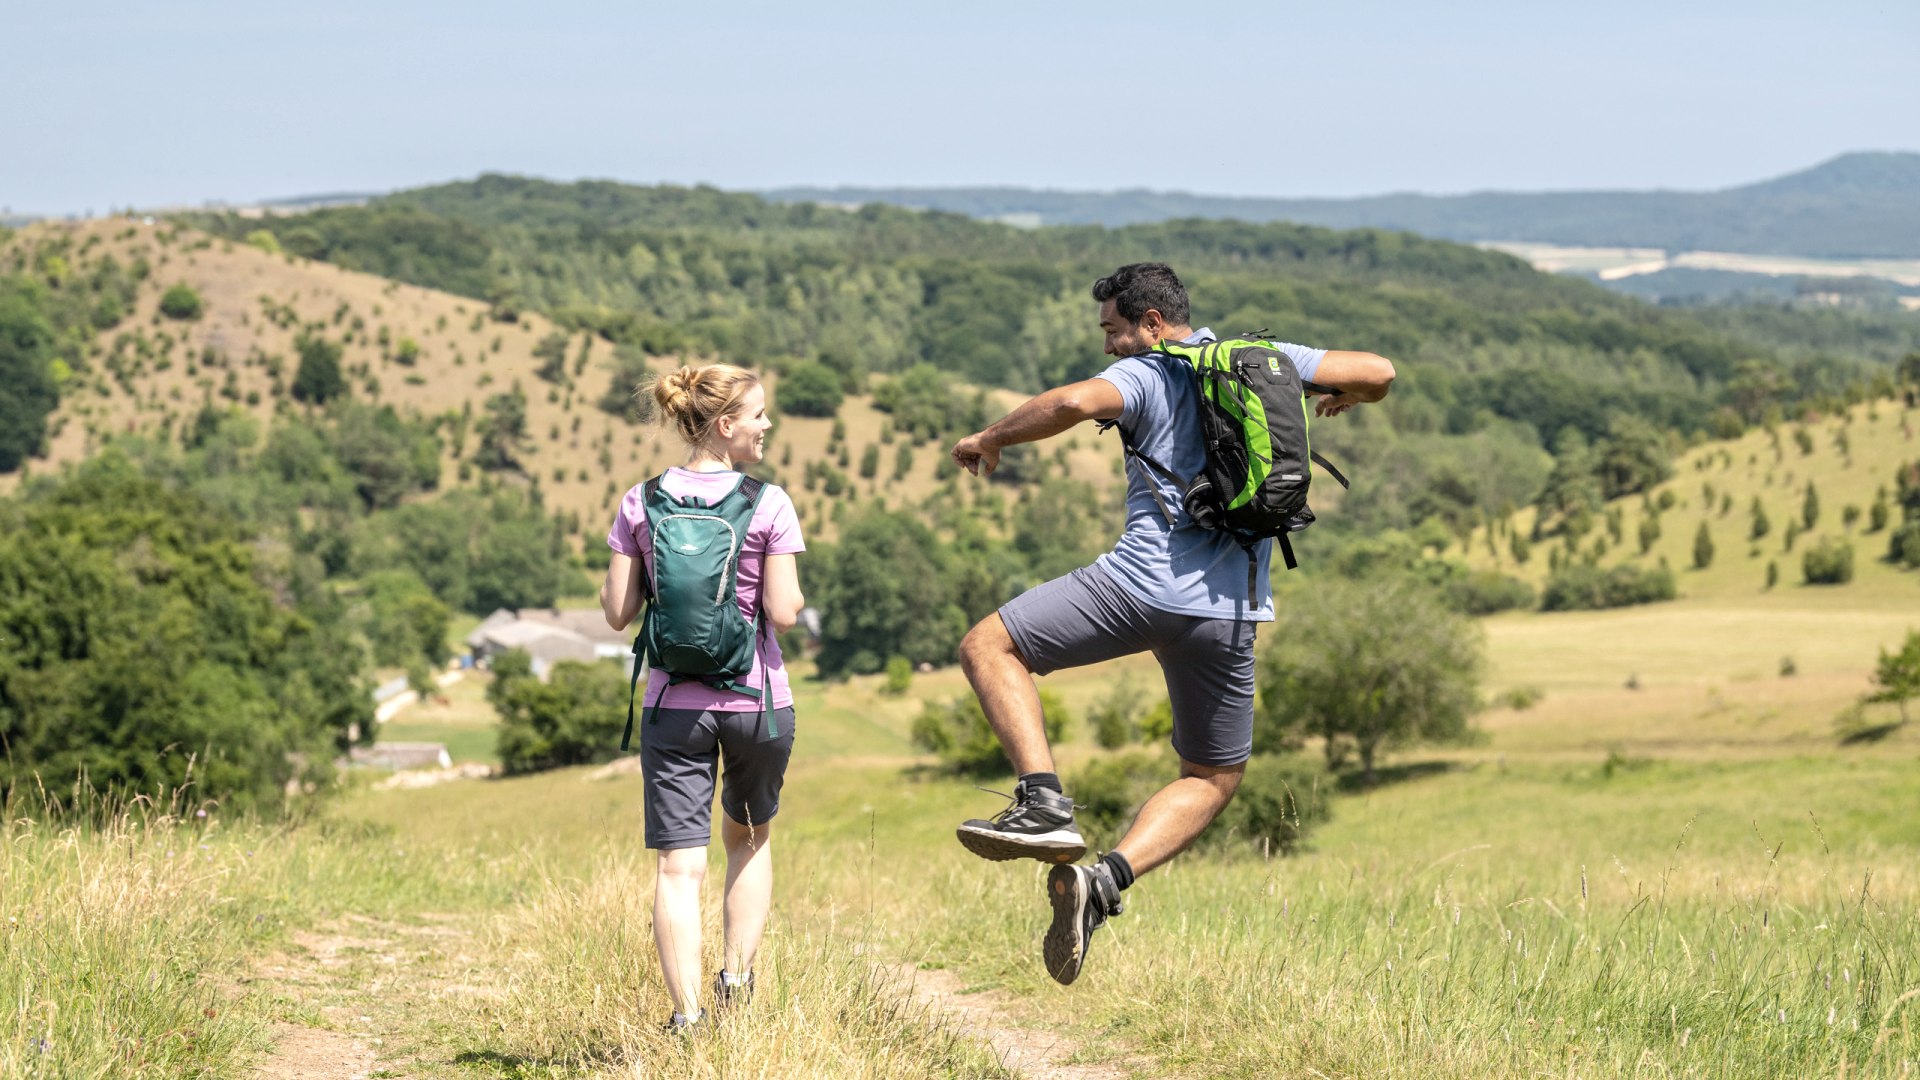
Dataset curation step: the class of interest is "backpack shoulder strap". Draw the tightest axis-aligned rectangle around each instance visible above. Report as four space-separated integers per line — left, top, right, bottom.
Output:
709 473 766 519
717 475 778 739
1097 418 1182 527
634 476 670 601
1310 449 1350 489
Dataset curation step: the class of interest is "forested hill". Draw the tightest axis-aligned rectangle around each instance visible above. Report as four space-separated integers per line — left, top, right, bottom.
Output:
159 175 1912 540
184 173 1906 421
766 152 1920 260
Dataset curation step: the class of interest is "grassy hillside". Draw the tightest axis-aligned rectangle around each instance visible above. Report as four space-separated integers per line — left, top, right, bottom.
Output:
161 173 1920 556
1465 396 1919 604
1440 395 1920 765
0 219 1121 547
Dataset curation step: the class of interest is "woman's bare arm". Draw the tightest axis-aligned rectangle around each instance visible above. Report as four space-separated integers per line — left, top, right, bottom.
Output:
601 552 644 631
761 552 804 633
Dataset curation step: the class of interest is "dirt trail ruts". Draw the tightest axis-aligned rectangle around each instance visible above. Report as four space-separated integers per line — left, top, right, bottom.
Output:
253 1023 380 1080
244 914 483 1080
245 912 1132 1078
885 964 1133 1080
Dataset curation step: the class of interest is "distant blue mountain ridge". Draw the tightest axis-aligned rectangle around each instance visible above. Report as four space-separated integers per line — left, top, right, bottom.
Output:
764 152 1920 261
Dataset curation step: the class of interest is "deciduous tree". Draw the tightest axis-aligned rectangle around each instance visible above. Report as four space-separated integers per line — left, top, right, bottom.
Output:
1256 576 1483 785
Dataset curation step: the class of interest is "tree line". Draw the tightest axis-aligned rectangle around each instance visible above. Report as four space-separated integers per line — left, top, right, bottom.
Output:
0 396 583 810
178 176 1909 548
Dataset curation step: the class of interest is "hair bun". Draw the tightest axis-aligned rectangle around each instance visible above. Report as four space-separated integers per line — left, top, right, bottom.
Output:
649 363 760 449
654 367 694 414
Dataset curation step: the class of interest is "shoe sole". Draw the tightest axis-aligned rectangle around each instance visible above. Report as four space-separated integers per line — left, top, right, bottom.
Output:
955 824 1087 863
1044 863 1091 985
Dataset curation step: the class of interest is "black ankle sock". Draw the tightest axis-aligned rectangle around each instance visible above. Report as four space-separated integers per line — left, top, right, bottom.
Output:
1020 771 1062 794
1098 850 1136 891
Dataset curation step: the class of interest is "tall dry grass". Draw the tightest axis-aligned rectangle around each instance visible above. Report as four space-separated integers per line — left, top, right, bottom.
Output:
2 790 277 1077
446 853 1008 1078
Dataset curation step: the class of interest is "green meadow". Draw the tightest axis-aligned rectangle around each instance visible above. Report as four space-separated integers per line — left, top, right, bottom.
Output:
9 571 1920 1078
7 401 1920 1078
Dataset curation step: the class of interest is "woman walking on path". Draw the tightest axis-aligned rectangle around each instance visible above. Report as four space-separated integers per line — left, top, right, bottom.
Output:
599 363 807 1031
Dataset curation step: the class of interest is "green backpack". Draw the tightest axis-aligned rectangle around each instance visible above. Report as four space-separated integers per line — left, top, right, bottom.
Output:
621 473 772 751
1104 334 1351 592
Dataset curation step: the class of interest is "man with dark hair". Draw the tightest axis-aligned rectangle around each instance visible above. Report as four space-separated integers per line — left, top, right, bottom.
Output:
949 261 1396 985
1090 262 1190 327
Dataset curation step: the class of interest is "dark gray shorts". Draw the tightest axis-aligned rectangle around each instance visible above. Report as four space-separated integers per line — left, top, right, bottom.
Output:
999 565 1257 767
640 706 796 849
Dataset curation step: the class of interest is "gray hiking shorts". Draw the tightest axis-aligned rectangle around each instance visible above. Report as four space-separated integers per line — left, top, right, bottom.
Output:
998 565 1258 767
641 707 796 850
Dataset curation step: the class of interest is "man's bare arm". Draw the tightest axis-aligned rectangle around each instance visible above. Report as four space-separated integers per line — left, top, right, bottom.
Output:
1310 350 1395 417
950 378 1124 477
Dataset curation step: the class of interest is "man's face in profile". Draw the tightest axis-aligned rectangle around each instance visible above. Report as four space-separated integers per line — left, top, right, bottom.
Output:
1098 299 1159 358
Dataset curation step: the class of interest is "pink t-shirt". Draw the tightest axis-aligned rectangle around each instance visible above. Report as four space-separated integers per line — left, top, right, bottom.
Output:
606 468 806 712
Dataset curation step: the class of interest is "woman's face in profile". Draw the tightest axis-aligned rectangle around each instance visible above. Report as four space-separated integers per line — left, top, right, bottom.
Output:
721 383 771 465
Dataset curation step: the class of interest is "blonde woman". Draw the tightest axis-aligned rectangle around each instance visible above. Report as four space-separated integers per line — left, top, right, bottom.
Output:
600 363 806 1032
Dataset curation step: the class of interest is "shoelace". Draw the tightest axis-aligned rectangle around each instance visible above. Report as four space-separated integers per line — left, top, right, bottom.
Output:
972 784 1082 824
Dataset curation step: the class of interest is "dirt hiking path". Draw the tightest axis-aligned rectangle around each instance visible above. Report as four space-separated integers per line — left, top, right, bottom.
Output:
884 964 1132 1080
244 914 483 1079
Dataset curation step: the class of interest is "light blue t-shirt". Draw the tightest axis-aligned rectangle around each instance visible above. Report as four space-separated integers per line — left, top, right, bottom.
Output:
1093 328 1325 623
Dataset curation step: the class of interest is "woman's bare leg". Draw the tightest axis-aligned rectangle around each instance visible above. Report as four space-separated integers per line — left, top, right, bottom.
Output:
719 815 774 977
653 846 708 1016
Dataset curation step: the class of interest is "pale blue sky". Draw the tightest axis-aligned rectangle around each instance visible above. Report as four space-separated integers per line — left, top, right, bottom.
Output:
3 0 1916 215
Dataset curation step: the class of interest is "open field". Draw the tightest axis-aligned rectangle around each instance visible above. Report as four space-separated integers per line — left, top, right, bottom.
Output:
1484 241 1920 289
11 557 1920 1077
377 670 502 765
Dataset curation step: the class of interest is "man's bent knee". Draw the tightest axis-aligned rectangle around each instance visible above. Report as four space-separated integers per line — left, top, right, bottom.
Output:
1179 759 1246 803
960 614 1029 674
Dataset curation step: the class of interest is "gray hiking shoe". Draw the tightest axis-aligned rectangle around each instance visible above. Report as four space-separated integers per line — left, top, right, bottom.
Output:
662 1009 706 1035
955 781 1087 863
1044 862 1122 986
713 970 753 1011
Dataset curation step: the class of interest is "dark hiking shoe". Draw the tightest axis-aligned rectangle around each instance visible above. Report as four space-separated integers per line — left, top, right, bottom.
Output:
1044 862 1122 986
955 781 1086 863
662 1009 706 1035
713 970 754 1011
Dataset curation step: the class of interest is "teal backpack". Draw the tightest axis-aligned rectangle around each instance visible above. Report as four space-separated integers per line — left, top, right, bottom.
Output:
621 473 772 751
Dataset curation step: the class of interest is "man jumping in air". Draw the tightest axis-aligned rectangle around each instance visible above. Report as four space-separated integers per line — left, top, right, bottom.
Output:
948 262 1395 984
